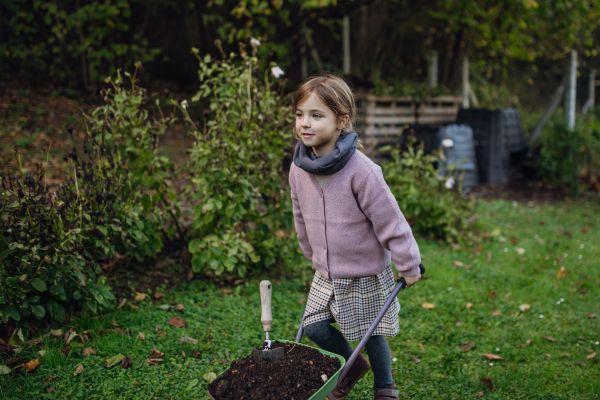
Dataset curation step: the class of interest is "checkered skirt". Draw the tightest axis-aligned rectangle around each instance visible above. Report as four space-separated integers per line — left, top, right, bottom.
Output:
303 265 400 342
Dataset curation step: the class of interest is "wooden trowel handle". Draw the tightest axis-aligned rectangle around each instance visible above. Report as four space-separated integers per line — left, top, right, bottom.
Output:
259 280 272 332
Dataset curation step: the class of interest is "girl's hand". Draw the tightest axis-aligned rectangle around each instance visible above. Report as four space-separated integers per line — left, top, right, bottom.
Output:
399 273 421 288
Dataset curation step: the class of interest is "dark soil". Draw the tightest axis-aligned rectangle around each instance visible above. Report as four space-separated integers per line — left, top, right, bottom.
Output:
208 341 342 400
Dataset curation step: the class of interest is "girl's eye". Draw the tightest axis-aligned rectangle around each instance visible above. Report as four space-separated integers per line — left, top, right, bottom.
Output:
296 113 302 118
313 114 321 118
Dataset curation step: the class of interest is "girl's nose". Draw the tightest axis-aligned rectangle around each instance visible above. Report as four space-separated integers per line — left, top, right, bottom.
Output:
301 117 310 128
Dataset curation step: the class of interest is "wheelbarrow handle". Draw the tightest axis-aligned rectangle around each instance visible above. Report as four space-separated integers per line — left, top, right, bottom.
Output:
295 263 426 389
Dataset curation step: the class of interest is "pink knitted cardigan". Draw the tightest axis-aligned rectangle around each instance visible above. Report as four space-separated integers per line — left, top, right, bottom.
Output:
289 150 421 279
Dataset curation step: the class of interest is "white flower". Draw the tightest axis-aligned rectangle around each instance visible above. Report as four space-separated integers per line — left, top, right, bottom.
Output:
596 341 599 345
512 201 518 207
496 348 500 351
539 315 544 318
578 255 582 259
442 139 454 148
181 100 188 110
271 66 284 78
444 177 455 189
560 298 564 302
503 248 508 252
534 234 539 239
392 357 397 362
580 244 584 249
250 37 261 47
447 287 452 291
556 301 561 304
489 362 493 366
563 253 568 257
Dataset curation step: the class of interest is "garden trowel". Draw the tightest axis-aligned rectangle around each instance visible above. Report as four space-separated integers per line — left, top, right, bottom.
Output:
252 280 284 362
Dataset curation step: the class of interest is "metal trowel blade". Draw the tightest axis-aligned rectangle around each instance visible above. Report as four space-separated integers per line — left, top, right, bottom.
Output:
252 346 284 362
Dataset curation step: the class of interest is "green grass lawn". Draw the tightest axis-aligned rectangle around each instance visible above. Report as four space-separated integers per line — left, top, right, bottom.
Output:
1 198 599 399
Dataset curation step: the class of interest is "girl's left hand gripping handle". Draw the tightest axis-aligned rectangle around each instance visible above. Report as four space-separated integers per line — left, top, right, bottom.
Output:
259 280 273 332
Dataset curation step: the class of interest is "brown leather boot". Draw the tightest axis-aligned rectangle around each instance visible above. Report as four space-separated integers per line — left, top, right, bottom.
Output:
373 383 399 400
331 354 370 400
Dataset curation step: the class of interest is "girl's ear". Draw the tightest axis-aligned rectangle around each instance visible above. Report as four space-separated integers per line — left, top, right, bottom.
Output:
338 114 349 130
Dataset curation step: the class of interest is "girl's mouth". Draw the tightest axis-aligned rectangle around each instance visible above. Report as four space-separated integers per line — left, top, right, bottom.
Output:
302 132 314 138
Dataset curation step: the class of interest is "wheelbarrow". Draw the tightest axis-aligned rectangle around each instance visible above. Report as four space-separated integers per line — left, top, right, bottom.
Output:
208 263 425 400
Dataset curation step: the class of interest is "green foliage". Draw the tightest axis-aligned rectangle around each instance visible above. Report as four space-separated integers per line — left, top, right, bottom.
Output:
382 140 476 243
534 112 600 194
0 0 159 87
0 137 163 325
185 50 302 277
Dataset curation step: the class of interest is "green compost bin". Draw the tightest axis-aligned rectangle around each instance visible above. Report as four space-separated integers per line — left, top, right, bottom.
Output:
208 340 346 400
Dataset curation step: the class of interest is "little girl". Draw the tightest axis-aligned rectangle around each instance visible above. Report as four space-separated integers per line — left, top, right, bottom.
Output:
289 74 422 400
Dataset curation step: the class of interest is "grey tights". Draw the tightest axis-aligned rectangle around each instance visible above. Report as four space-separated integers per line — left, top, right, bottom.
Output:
303 319 393 388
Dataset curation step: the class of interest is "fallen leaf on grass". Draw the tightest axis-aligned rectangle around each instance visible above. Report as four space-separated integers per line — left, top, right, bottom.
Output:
418 343 425 350
139 332 145 341
422 303 435 309
49 329 63 338
43 375 57 384
412 357 421 363
544 353 552 359
489 291 497 299
111 321 120 327
526 340 531 345
145 358 163 366
482 354 503 360
156 325 161 334
456 321 464 326
504 293 511 299
453 261 464 268
0 365 11 374
182 351 186 358
134 292 149 301
172 304 184 311
82 347 96 357
47 386 55 393
128 303 139 309
157 305 170 310
169 316 187 327
466 303 474 309
486 251 492 263
477 392 483 398
543 335 557 342
121 356 133 369
515 248 525 255
117 299 127 310
586 352 597 359
519 304 530 312
202 372 217 383
492 311 501 316
73 364 84 376
4 357 26 366
38 350 47 357
587 313 597 319
149 348 164 359
65 330 77 345
518 343 525 347
510 237 518 245
154 292 166 299
22 358 42 372
481 377 494 390
106 354 125 368
299 299 305 305
158 331 167 338
180 336 198 345
556 267 567 279
460 341 475 352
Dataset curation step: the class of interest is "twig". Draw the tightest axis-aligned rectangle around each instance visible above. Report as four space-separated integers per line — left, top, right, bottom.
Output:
286 343 297 354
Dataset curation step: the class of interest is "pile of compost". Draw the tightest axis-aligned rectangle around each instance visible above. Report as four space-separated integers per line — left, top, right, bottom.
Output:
208 341 342 400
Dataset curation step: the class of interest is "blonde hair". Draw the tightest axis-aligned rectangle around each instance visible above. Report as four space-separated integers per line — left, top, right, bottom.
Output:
293 74 364 153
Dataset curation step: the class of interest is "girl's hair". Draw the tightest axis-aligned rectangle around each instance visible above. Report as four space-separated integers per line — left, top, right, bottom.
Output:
294 74 365 153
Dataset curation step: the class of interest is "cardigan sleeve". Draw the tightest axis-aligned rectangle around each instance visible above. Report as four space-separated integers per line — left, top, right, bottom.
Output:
289 167 313 260
356 166 421 276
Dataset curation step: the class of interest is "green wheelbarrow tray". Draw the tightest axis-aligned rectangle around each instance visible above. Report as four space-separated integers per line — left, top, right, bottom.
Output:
207 340 346 400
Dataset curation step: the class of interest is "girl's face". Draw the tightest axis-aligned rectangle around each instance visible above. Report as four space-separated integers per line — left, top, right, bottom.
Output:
295 92 348 157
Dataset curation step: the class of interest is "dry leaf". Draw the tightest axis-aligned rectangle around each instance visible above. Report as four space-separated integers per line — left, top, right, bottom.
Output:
65 330 77 345
156 325 161 334
106 354 125 368
111 321 120 327
422 303 435 309
586 352 597 359
418 343 425 350
587 313 597 319
0 365 11 375
149 348 164 359
169 316 187 327
82 347 97 357
182 351 186 358
492 311 501 316
172 304 184 311
453 260 464 268
4 357 26 366
476 244 485 252
456 321 464 326
486 251 492 263
38 350 47 357
49 329 63 338
21 358 41 372
504 293 511 299
515 248 526 255
128 303 139 309
482 354 503 360
158 331 167 338
43 375 56 384
581 226 589 234
518 343 525 347
536 238 545 245
154 292 166 299
519 304 530 312
466 302 474 309
117 299 127 310
145 358 162 366
121 356 133 369
544 353 552 359
134 292 149 301
477 392 483 398
73 364 84 376
481 377 494 390
460 341 475 352
299 299 305 305
489 291 497 299
202 372 217 383
543 335 557 342
510 237 518 245
526 340 531 345
180 336 198 345
412 357 421 363
556 267 567 279
138 332 145 341
47 386 55 393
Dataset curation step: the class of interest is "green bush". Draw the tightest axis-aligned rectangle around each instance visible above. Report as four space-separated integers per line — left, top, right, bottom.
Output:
0 137 164 327
382 140 476 243
184 48 302 277
534 113 600 194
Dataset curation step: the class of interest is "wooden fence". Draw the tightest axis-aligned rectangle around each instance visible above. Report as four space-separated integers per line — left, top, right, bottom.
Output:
355 94 462 157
